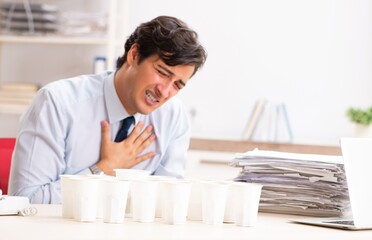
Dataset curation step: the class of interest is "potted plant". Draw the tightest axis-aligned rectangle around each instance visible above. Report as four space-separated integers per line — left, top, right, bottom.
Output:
346 107 372 137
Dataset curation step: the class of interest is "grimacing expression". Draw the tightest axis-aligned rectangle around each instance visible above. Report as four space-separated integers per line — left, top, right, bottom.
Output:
116 46 195 115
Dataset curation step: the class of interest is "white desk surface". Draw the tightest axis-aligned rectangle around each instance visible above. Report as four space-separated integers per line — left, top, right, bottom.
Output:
1 204 371 240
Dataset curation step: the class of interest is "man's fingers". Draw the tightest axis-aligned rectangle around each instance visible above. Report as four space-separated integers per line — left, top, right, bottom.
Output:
126 121 145 141
133 125 154 146
135 134 156 154
134 152 156 165
101 120 110 143
126 122 154 147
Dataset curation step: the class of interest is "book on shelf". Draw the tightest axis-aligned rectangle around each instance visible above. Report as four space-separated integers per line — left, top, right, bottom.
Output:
279 103 293 142
0 3 58 13
241 99 267 140
0 21 58 32
248 102 294 143
0 2 59 33
0 11 58 23
251 102 274 142
271 103 293 143
0 90 35 99
0 82 39 92
0 102 29 114
0 96 33 104
0 82 37 114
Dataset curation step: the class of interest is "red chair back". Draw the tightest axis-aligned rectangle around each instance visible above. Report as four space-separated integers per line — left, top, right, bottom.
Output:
0 138 16 195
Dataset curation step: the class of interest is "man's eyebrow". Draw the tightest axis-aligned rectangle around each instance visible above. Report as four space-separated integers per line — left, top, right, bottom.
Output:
179 80 186 86
157 64 186 86
157 64 174 76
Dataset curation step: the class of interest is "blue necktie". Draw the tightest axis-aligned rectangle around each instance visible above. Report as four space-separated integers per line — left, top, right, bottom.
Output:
115 116 135 142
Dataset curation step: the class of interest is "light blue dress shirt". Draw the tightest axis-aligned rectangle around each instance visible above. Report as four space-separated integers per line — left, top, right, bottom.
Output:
8 71 190 204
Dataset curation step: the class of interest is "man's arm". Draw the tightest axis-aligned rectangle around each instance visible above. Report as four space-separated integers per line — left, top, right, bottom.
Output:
8 89 68 204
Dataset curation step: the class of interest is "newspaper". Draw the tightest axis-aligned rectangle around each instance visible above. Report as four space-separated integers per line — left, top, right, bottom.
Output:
231 149 350 217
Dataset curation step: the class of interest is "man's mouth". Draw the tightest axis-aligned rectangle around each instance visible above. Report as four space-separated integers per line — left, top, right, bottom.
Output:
146 90 159 103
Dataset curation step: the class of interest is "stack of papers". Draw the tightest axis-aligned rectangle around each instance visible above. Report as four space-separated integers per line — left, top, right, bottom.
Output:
58 11 107 36
231 149 350 217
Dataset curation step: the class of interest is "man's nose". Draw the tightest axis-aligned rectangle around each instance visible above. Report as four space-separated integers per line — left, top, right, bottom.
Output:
157 82 173 99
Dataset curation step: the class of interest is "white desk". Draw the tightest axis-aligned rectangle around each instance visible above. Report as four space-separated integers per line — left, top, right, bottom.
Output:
1 205 371 240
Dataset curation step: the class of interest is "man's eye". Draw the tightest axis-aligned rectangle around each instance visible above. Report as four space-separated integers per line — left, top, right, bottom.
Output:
173 82 183 90
156 69 168 77
173 83 180 90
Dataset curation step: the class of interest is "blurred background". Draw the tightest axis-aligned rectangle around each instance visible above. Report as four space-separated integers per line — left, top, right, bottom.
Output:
1 0 371 146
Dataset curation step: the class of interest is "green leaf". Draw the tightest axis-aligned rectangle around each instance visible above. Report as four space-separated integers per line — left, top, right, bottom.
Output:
347 107 372 126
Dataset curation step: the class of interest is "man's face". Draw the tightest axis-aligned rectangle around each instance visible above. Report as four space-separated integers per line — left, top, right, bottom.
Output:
115 46 195 115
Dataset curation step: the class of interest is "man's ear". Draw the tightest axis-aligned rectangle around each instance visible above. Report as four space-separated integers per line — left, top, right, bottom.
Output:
127 44 139 65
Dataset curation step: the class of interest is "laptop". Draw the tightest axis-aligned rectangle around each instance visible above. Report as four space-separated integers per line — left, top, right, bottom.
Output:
291 137 372 230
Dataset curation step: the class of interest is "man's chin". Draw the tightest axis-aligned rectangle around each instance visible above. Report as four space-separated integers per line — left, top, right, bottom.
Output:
138 106 159 115
137 101 165 114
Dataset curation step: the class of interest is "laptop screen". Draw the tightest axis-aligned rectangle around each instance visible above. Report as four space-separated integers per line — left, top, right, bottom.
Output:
340 138 372 228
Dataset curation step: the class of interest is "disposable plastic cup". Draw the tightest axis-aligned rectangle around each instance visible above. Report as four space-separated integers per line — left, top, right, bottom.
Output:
113 169 151 180
114 168 151 217
187 178 205 221
130 179 158 223
233 182 263 227
60 174 78 219
85 174 115 219
71 177 100 222
161 180 192 224
224 180 238 223
146 175 177 218
201 181 229 225
102 179 130 224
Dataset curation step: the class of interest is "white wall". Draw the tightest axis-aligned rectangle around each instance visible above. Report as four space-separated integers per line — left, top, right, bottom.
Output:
126 0 372 145
2 0 372 145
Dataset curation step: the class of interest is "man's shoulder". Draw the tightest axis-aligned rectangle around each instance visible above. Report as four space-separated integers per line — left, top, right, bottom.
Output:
43 73 105 90
40 72 111 100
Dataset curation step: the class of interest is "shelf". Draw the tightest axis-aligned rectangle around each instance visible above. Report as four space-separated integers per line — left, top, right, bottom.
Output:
0 0 127 79
189 138 342 155
0 35 110 45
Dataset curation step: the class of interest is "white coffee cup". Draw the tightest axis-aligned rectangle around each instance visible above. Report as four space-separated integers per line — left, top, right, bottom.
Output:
71 177 100 222
146 175 177 218
114 168 151 217
114 168 151 180
85 174 115 219
161 180 192 224
201 181 229 225
233 182 263 227
130 179 158 223
60 174 79 219
102 179 130 224
224 180 237 223
187 178 204 221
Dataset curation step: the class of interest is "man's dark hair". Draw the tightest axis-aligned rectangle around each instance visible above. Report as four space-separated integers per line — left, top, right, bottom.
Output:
116 16 207 76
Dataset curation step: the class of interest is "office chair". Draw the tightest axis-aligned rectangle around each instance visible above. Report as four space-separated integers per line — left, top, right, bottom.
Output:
0 138 16 195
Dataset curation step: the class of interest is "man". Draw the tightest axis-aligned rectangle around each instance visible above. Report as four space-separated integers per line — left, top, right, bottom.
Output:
8 16 207 204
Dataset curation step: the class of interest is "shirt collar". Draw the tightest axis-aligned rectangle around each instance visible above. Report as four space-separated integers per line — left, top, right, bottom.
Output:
104 72 141 124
